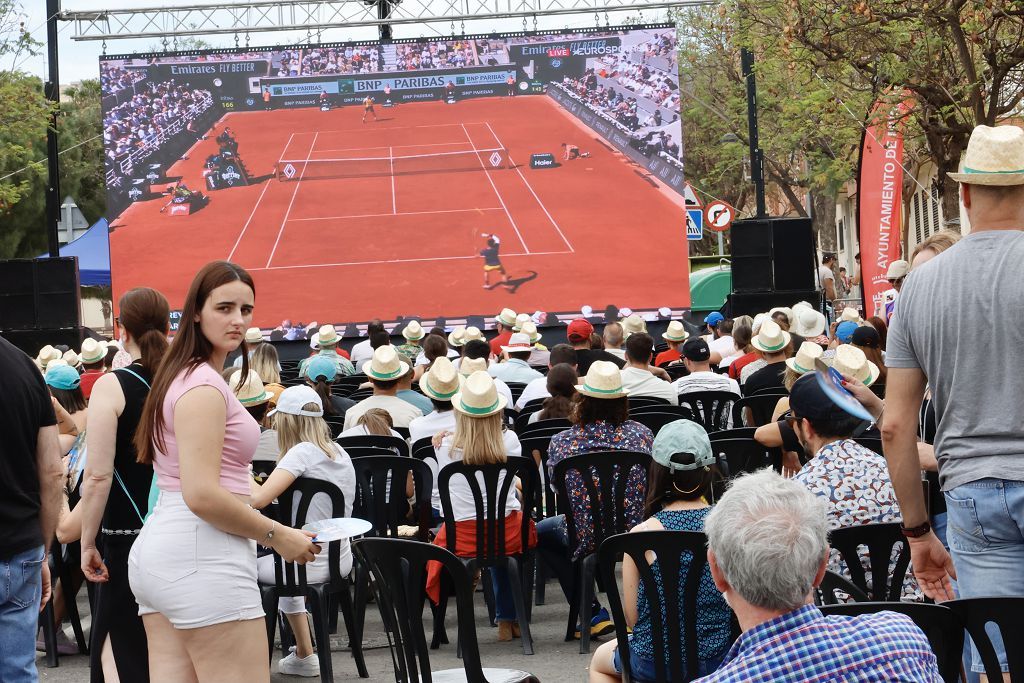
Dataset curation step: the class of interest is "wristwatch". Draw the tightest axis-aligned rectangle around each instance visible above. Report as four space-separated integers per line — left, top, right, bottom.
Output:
900 521 931 538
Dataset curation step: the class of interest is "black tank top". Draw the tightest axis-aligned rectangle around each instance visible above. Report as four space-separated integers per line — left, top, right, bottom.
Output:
103 362 155 530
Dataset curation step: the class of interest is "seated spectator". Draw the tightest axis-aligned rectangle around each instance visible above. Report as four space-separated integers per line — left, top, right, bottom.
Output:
673 338 740 397
790 303 828 348
654 321 688 366
395 320 425 365
303 355 356 419
603 322 626 360
707 317 736 360
337 408 403 439
452 329 487 370
768 306 794 331
590 420 731 682
350 319 385 369
698 469 940 682
78 338 108 399
250 341 282 385
538 361 654 638
723 316 756 377
490 308 518 357
620 333 678 405
741 321 792 395
851 325 887 384
787 372 917 600
521 321 550 367
343 346 423 430
460 357 513 407
620 313 647 340
490 333 544 384
228 369 279 462
515 344 578 409
568 318 625 375
395 362 433 416
413 334 452 380
531 363 577 424
409 357 460 444
300 325 355 377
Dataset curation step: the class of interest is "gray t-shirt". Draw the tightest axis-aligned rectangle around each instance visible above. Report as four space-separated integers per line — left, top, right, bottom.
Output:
886 230 1024 490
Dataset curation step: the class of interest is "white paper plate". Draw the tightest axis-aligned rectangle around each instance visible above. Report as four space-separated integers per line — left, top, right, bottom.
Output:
302 517 372 543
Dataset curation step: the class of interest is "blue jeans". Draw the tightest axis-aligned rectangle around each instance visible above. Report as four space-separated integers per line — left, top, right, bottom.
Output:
945 478 1024 674
0 545 45 683
490 566 516 622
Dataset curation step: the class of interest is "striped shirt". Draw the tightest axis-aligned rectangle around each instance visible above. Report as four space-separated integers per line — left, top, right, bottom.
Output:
695 604 941 682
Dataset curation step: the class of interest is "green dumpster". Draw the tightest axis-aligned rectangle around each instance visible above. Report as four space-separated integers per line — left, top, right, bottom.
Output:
689 265 731 314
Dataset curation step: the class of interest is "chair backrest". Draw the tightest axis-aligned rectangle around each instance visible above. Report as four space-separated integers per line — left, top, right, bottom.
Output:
334 374 369 396
551 450 651 557
749 386 788 397
410 436 435 464
518 433 559 517
517 417 572 440
336 434 410 458
513 403 549 432
350 455 432 542
709 438 781 479
352 538 490 683
707 427 758 442
677 391 738 432
819 602 965 683
436 456 538 566
628 403 692 418
945 597 1024 683
324 415 346 439
730 394 784 428
628 396 672 409
348 387 373 402
505 382 528 404
338 445 397 459
269 478 347 595
828 523 910 602
631 411 693 436
816 569 870 605
663 365 689 381
852 436 883 456
599 530 736 683
520 396 546 413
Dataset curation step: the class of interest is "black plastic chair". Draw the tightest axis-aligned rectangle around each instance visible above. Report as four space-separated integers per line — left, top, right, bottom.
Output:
678 391 738 432
505 382 528 405
827 523 910 602
334 374 369 396
731 394 784 428
435 457 539 656
710 438 782 479
599 531 738 683
516 417 572 440
513 403 548 433
252 457 277 483
517 432 559 607
551 450 651 653
337 434 410 458
628 403 692 418
39 540 89 667
348 387 374 402
820 602 964 683
627 396 672 410
707 427 758 442
749 386 788 397
631 411 693 436
869 382 886 399
946 597 1024 683
352 538 540 683
259 478 368 681
816 569 871 605
411 436 436 464
663 365 689 381
324 415 346 439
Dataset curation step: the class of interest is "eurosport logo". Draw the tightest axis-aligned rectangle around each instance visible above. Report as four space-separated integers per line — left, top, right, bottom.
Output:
245 97 255 106
550 58 562 68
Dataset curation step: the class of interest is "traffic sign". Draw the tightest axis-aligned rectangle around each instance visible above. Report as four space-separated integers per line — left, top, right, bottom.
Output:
683 182 702 209
705 200 735 232
686 209 704 241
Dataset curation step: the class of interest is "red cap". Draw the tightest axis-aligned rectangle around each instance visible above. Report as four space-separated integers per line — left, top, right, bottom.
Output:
566 318 594 341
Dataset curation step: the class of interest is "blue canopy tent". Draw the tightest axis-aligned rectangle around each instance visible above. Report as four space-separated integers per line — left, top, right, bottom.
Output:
39 218 111 286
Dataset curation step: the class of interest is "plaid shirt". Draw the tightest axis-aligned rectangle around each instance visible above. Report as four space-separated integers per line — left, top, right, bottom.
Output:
696 605 941 682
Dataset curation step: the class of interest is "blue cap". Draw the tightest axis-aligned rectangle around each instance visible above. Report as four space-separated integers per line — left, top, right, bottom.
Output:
303 356 337 382
45 364 82 391
704 311 725 327
835 321 859 344
652 420 715 471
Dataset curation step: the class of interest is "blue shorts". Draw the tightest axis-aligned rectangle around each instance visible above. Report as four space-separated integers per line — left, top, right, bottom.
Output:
612 639 725 682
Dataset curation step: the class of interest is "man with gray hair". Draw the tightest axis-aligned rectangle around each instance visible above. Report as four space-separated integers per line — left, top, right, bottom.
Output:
695 470 941 682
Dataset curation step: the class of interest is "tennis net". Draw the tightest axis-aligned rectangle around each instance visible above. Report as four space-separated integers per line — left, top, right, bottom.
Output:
274 147 509 181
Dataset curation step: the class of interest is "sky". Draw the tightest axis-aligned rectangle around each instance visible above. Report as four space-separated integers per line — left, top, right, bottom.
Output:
19 0 662 85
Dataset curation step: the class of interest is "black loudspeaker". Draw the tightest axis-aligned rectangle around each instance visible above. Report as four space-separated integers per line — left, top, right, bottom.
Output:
731 218 815 292
728 291 821 319
1 327 84 357
0 258 81 331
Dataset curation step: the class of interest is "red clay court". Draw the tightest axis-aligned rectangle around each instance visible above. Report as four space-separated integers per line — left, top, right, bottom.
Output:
109 95 691 327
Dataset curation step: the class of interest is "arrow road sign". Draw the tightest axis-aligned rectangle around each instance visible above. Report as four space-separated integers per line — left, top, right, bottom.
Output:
686 209 704 241
705 200 735 232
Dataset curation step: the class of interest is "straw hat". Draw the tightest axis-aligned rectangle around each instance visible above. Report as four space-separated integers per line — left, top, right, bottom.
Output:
447 326 466 347
621 313 647 338
366 345 409 381
751 320 792 354
80 338 107 365
36 345 62 371
402 320 425 342
751 313 769 335
839 307 862 323
520 321 542 344
229 369 270 406
501 332 533 354
244 327 263 344
316 324 339 347
513 313 532 332
768 307 795 326
790 306 827 338
575 360 628 399
463 326 484 344
786 341 823 374
420 356 462 401
458 357 489 376
453 370 506 417
948 125 1024 186
62 350 82 369
832 345 880 387
662 320 689 343
495 308 518 328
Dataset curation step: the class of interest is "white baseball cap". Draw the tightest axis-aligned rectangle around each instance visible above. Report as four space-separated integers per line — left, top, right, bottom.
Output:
267 385 323 417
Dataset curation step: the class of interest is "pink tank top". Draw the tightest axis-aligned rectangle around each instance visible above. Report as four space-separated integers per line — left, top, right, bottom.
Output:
153 362 260 495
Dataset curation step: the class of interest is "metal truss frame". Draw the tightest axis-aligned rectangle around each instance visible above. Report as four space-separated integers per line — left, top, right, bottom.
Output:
62 0 715 42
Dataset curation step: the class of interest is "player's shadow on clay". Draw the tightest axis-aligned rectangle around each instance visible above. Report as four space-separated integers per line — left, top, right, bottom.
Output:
489 270 538 294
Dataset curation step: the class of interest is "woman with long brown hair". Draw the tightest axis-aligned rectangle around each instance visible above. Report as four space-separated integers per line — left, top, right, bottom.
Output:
127 262 318 683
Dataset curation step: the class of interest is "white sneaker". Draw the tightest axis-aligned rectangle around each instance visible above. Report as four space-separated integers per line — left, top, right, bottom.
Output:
278 652 320 677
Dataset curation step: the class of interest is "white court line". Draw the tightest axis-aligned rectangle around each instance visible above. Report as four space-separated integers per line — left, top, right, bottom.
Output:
311 141 475 154
389 146 397 214
289 207 505 222
247 250 572 271
265 132 318 269
460 123 530 254
227 131 295 262
484 122 575 253
300 122 490 136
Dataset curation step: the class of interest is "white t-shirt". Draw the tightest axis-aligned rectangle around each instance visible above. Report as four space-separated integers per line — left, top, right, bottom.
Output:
708 335 736 359
491 377 514 408
276 442 357 577
673 371 740 397
514 375 550 410
349 339 374 370
337 424 403 439
434 430 522 520
415 348 460 367
605 348 626 360
817 265 834 292
409 409 457 445
343 395 423 430
620 367 679 405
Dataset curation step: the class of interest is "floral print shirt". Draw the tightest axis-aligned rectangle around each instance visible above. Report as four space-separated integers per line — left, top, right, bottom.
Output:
793 439 921 601
547 420 654 558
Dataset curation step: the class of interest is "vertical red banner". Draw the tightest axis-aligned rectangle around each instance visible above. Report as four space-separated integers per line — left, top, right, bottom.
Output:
857 102 905 317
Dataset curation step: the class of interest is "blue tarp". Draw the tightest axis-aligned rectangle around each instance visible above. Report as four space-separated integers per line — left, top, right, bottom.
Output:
40 218 111 286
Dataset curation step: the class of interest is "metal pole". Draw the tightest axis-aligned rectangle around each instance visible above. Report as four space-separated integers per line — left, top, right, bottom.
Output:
740 47 766 219
44 0 62 257
378 0 393 40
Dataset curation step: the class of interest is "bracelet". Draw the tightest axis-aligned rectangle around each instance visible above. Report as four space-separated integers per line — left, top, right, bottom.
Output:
262 520 276 547
872 400 885 423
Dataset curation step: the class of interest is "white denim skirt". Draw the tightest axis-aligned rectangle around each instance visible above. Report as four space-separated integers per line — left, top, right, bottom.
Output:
128 490 264 629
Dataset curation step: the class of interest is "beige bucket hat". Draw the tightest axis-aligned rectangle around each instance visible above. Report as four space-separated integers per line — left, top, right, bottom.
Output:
575 360 628 399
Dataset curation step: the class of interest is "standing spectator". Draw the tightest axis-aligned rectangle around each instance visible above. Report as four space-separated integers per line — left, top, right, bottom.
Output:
817 253 837 304
883 125 1024 676
620 333 678 405
0 334 63 683
881 260 909 323
343 346 423 430
654 321 688 366
79 338 109 400
674 338 740 397
489 308 518 357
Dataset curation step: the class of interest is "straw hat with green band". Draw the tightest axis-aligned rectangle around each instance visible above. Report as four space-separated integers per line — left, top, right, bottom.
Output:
513 312 532 332
453 370 506 417
420 356 462 401
751 320 792 354
229 369 270 406
832 345 880 387
575 360 629 399
785 342 823 375
316 324 339 347
495 307 518 328
948 125 1024 186
402 320 425 342
662 320 689 343
519 320 542 345
366 345 410 381
80 338 107 365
